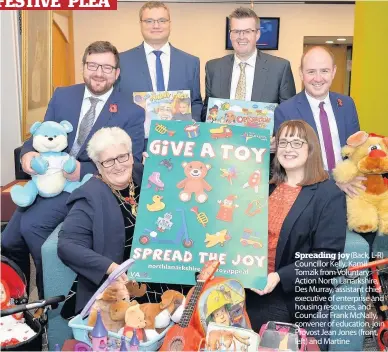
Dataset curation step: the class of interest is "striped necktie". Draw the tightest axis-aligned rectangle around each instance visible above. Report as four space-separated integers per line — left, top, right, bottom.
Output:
70 96 100 157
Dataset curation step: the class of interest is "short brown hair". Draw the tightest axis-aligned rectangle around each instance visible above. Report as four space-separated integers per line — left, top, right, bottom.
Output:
300 46 335 70
270 120 329 186
229 7 260 29
82 41 120 69
139 1 170 20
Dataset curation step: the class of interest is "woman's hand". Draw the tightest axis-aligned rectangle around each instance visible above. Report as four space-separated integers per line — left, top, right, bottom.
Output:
251 272 280 295
270 136 276 153
142 152 149 165
106 262 127 282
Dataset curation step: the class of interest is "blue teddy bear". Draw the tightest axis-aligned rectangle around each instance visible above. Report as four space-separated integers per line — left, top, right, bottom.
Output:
11 120 92 207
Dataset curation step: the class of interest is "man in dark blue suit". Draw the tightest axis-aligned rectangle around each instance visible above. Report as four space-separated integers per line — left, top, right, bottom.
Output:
118 1 203 141
1 41 145 298
274 46 363 196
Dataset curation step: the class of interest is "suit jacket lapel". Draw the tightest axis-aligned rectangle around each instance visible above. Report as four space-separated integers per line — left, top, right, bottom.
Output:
77 87 119 156
330 93 346 146
251 51 268 102
275 184 317 270
137 43 153 91
222 55 234 99
67 84 85 151
297 91 318 135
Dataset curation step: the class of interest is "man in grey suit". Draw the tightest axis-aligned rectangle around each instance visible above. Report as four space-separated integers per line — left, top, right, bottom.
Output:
201 7 296 121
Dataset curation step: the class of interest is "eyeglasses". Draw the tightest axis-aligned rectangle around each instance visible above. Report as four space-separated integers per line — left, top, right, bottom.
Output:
278 140 306 149
99 153 131 168
141 18 170 26
230 29 258 37
85 62 117 74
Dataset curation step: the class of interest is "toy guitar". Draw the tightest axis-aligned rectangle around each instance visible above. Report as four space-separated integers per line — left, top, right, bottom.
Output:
160 260 220 351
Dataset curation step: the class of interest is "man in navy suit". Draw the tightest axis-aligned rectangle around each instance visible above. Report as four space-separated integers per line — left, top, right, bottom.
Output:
118 1 203 141
274 46 364 196
1 41 145 298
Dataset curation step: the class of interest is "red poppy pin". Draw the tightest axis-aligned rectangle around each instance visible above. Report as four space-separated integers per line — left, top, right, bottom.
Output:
109 104 118 113
337 98 343 107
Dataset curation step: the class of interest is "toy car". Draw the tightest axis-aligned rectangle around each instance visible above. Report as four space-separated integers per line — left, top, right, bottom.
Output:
210 125 233 139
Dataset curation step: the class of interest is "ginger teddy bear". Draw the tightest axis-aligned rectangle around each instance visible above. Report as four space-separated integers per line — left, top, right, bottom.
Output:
333 131 388 234
123 301 147 342
177 161 212 203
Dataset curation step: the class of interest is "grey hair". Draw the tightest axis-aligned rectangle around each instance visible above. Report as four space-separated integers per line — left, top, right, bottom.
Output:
229 7 260 29
87 127 132 164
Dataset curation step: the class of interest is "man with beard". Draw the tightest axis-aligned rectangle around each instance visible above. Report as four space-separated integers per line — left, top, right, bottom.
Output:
1 41 144 299
201 7 296 121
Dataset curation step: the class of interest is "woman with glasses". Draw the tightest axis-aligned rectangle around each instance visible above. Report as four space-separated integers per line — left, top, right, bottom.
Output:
58 127 190 319
245 120 346 351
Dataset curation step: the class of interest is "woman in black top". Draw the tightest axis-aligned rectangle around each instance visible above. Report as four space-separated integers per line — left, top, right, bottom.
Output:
59 127 191 319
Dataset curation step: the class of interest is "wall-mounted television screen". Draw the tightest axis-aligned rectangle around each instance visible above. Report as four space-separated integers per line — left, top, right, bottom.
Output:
225 17 280 51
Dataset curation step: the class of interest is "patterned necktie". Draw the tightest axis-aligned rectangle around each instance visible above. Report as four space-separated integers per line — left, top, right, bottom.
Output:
235 62 247 100
70 96 100 157
153 50 165 91
319 101 336 171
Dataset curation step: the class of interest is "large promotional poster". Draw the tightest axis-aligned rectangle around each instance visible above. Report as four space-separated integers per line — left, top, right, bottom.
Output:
129 120 270 289
206 97 276 136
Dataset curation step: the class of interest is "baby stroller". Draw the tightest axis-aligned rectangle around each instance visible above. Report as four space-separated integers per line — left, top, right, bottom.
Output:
0 255 65 351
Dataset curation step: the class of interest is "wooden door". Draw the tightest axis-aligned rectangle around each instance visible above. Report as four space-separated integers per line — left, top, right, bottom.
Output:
52 11 75 90
303 44 348 95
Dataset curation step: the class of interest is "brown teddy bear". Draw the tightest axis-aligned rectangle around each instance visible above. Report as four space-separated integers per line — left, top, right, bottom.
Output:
333 131 388 234
87 280 147 332
177 161 212 203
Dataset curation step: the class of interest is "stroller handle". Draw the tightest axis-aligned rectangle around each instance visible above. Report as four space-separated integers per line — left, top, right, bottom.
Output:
0 295 66 317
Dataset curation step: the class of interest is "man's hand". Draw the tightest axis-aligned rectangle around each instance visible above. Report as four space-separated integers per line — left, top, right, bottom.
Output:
250 272 280 296
336 176 367 198
21 151 40 175
106 262 128 282
63 160 81 181
270 137 276 153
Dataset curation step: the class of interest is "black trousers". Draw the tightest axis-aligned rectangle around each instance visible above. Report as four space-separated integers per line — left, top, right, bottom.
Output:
245 286 292 331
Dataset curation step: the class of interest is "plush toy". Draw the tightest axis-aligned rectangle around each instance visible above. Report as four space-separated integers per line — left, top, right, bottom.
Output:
333 131 388 234
118 290 185 341
123 301 147 342
11 120 92 207
88 280 147 333
139 290 185 332
0 280 23 321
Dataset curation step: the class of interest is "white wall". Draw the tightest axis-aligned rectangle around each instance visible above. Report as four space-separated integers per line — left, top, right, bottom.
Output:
0 11 22 186
73 3 355 93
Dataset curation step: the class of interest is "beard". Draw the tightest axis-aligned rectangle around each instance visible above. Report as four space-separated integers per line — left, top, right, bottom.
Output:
84 74 115 96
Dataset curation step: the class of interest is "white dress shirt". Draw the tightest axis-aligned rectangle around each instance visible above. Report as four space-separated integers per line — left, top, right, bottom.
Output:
144 41 171 91
73 86 113 142
230 50 257 101
305 91 342 170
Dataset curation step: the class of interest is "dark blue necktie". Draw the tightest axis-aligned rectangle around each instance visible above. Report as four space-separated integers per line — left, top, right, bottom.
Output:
153 50 165 91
